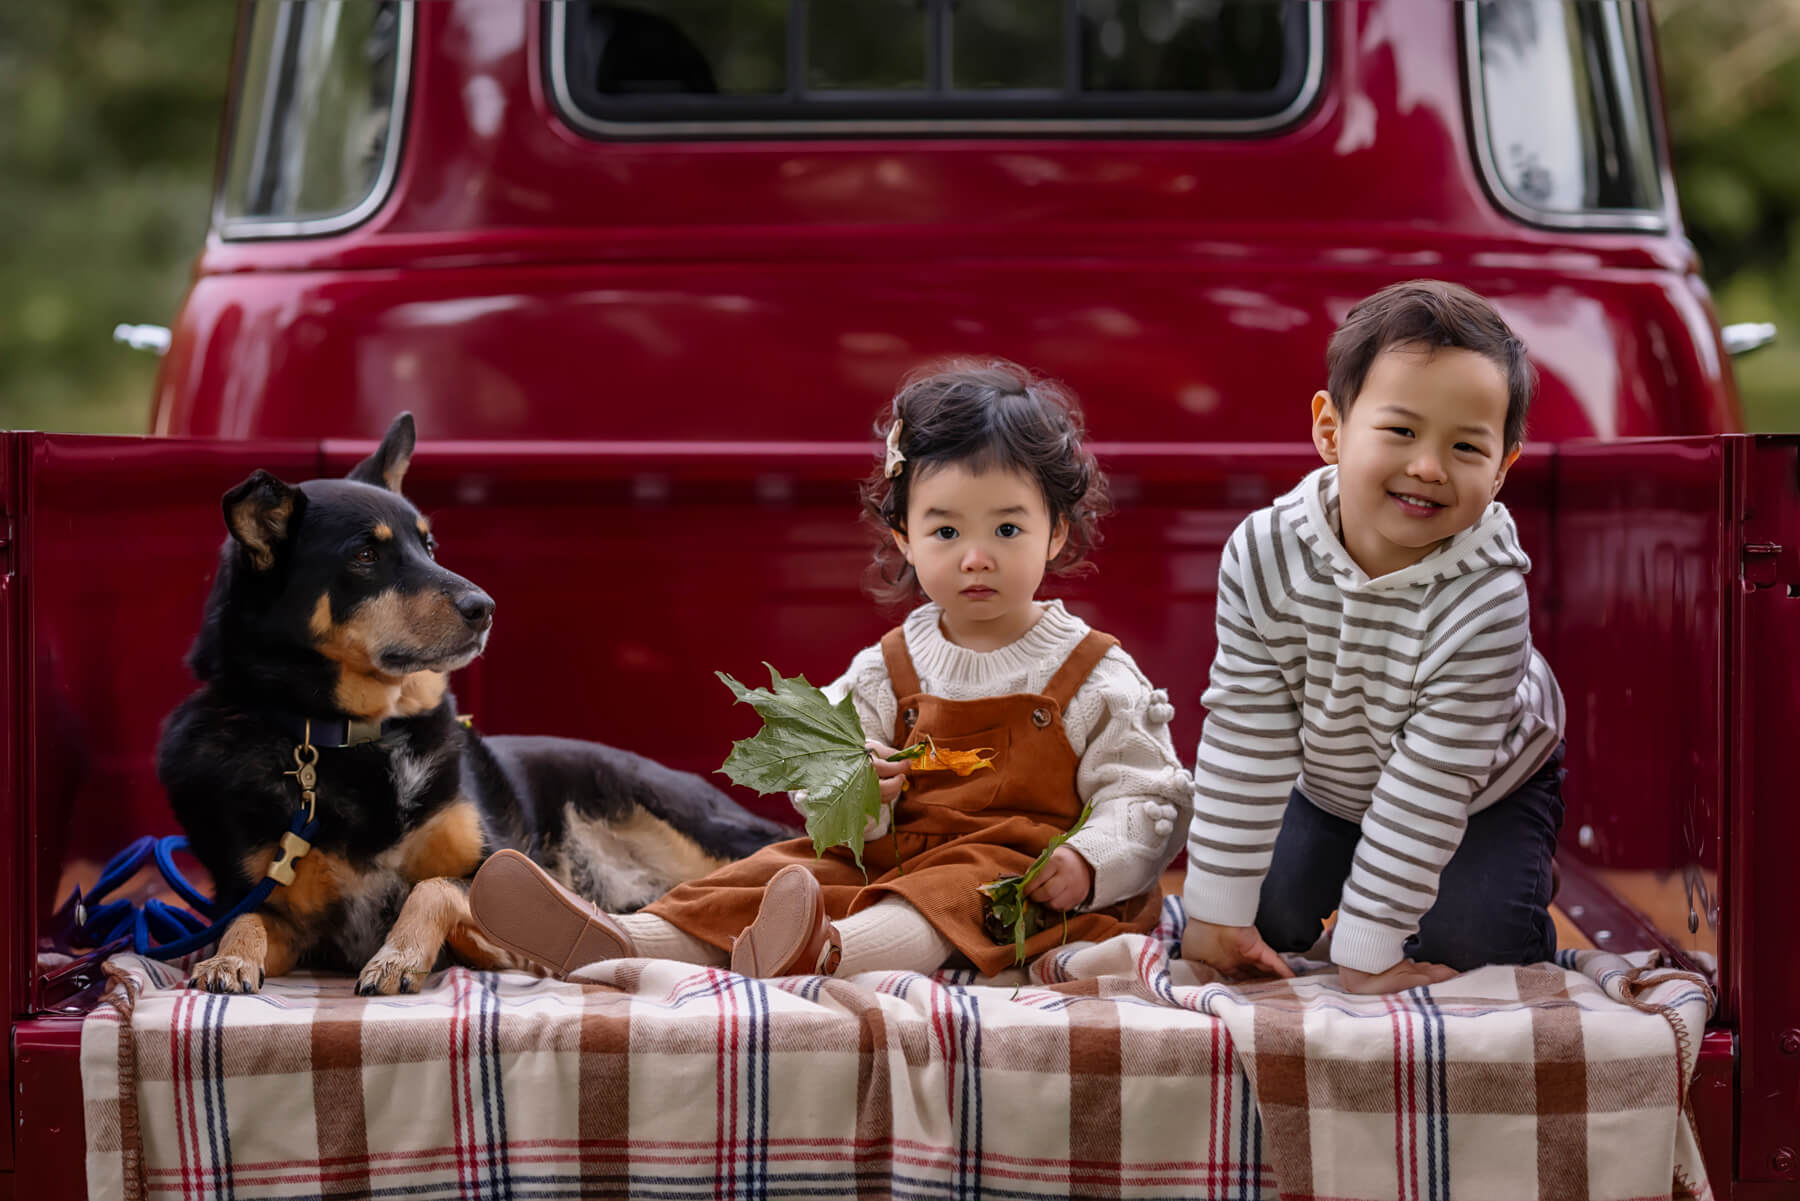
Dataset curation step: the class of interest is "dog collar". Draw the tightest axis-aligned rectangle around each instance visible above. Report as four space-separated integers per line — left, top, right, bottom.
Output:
267 712 399 749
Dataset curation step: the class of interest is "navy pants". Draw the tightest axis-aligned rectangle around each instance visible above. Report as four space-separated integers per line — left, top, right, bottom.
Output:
1254 743 1566 972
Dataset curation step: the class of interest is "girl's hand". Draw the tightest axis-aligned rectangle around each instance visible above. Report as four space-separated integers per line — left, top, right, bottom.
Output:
865 741 910 806
1026 846 1093 911
1337 960 1458 995
1181 919 1295 979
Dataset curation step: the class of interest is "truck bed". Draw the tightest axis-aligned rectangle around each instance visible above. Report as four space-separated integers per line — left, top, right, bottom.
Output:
2 432 1793 1196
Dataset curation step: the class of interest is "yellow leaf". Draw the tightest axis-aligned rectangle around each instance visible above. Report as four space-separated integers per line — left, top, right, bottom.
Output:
911 737 996 776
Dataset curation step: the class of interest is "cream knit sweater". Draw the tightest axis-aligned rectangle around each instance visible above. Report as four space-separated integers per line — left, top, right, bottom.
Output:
817 600 1196 909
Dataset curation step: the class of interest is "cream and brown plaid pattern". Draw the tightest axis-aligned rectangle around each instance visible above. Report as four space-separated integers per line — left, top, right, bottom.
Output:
83 899 1711 1201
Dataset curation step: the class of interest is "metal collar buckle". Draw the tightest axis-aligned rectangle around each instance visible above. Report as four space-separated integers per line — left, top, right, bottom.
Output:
268 720 321 886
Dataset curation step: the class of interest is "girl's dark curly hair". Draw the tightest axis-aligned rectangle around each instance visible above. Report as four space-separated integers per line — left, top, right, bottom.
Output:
860 359 1110 607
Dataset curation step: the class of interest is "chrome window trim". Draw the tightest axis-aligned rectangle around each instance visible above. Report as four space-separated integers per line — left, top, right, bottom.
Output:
546 1 1323 139
215 1 416 241
1461 1 1666 233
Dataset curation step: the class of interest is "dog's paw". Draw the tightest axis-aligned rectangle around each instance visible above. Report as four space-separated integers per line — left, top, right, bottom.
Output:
356 944 431 995
188 955 264 994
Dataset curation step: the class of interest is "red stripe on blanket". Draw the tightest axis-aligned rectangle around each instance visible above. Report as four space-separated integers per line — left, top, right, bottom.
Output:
1388 995 1407 1201
930 979 954 1114
1220 1023 1240 1185
165 991 182 1201
716 970 743 1199
451 969 475 1197
171 989 199 1201
1405 995 1422 1201
445 971 464 1196
1208 1012 1222 1180
713 976 723 1196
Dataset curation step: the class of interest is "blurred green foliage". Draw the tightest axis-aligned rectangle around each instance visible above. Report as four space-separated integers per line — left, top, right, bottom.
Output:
0 1 236 433
1656 0 1800 430
3 1 1799 434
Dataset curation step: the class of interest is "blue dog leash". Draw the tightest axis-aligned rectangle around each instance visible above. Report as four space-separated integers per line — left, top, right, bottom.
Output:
69 807 321 960
67 730 325 962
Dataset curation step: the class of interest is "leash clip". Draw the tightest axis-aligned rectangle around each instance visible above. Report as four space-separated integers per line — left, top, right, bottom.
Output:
266 831 313 886
271 720 322 884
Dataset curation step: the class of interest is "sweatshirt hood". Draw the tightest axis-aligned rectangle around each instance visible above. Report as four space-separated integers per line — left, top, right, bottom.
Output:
1277 465 1530 592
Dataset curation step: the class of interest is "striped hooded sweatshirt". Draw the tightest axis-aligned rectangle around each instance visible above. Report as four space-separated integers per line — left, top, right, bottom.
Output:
1183 465 1565 973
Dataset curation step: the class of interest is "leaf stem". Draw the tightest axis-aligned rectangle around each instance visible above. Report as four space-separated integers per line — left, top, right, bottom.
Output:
993 800 1097 966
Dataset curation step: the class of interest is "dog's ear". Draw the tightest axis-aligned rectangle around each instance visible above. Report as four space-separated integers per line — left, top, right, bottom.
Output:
222 470 305 571
346 412 416 493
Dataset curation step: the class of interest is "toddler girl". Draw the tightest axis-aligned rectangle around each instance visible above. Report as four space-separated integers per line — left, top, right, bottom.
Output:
470 360 1195 978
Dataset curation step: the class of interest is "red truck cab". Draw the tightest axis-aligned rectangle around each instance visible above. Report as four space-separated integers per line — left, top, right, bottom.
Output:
7 2 1796 1196
155 0 1737 443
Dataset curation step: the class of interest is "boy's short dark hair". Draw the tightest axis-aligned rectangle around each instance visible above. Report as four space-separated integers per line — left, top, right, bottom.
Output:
1326 279 1537 449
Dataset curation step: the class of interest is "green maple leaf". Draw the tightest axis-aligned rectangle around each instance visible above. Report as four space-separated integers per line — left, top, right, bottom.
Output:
977 801 1095 965
716 665 884 868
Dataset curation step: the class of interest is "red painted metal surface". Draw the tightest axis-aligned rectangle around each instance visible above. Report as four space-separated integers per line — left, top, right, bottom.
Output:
13 1017 85 1200
0 436 17 1176
18 436 320 1018
1729 436 1800 1190
1551 438 1730 954
1691 1029 1738 1199
148 1 1740 445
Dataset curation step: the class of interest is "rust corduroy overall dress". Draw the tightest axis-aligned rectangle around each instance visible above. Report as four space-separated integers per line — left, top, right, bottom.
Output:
646 625 1164 975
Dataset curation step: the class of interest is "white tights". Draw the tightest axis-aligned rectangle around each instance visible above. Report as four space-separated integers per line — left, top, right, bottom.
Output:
619 896 953 976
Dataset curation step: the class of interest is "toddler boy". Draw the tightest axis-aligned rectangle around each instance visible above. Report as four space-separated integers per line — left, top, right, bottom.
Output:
1181 279 1566 995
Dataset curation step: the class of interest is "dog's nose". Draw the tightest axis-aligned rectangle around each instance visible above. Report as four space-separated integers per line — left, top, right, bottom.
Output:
455 591 495 631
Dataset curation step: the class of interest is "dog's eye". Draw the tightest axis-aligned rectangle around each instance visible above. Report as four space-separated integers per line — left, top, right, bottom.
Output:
423 538 438 559
353 547 380 565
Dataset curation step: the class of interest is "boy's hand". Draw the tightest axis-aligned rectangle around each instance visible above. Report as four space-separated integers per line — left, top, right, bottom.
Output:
1181 919 1296 979
1027 846 1092 911
1337 960 1458 995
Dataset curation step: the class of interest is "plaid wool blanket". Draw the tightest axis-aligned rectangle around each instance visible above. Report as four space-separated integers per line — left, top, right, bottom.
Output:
82 900 1712 1201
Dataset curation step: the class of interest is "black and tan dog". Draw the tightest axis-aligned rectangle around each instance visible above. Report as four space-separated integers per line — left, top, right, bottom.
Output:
159 413 787 994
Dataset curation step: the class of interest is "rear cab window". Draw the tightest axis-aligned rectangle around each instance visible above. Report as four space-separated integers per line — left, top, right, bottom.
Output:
217 0 412 238
547 0 1324 137
1466 0 1665 228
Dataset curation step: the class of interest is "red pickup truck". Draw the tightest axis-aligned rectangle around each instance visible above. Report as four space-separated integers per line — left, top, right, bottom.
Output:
8 2 1796 1196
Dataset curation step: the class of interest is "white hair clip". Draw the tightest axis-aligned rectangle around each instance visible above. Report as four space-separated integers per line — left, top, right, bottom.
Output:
884 420 907 479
